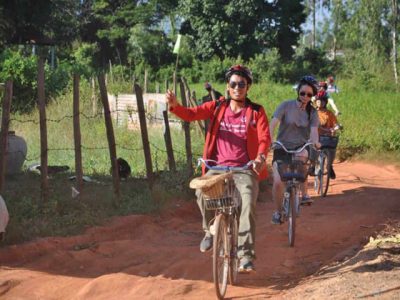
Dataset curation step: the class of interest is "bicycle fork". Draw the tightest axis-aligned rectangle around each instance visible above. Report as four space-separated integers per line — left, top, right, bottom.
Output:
282 184 300 220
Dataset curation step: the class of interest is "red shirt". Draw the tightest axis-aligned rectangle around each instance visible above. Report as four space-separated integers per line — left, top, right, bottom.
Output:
216 106 249 166
170 98 271 180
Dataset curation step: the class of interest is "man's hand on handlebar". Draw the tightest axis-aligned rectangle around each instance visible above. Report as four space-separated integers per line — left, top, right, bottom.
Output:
252 153 266 175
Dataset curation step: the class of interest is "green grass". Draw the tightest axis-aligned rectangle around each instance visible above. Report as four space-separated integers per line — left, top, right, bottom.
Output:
192 80 400 160
2 79 399 245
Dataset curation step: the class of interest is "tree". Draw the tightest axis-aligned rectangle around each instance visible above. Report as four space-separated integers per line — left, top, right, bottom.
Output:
0 0 80 45
179 0 306 61
79 0 178 69
391 0 399 85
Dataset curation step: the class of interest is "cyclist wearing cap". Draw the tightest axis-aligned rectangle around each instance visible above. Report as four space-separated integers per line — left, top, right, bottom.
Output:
166 65 271 273
269 75 320 225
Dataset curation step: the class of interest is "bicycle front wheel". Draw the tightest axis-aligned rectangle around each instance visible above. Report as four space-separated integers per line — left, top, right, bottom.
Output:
213 214 229 299
320 153 330 197
228 214 239 285
288 186 297 247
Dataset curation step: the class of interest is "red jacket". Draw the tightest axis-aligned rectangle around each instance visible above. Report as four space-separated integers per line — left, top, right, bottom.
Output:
170 98 271 180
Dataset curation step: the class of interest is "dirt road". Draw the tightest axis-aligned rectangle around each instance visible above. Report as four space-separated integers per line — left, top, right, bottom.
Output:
1 161 399 299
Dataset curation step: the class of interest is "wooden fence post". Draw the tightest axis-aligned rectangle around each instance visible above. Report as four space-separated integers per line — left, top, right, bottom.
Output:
37 57 49 203
73 74 83 193
179 79 193 177
173 71 177 94
0 80 13 192
98 73 120 202
162 78 176 171
134 83 154 184
162 110 176 172
182 78 205 137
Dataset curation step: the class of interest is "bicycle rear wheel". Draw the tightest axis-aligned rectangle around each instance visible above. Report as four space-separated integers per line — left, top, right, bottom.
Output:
314 158 321 194
288 186 297 247
213 214 229 299
320 153 330 197
228 214 239 285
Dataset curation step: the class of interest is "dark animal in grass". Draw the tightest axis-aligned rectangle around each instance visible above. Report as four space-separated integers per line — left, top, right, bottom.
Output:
115 158 131 180
36 165 69 174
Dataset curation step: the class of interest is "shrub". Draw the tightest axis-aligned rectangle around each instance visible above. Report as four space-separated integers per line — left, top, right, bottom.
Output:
0 49 70 113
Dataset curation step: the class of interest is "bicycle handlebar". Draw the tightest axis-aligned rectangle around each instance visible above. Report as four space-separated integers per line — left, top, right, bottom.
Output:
197 158 255 172
271 141 314 154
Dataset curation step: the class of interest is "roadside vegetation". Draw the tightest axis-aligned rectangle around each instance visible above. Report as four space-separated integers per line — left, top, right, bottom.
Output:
2 79 399 245
0 0 398 245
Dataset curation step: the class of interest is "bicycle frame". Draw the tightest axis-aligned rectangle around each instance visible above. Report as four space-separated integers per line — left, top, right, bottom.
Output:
272 141 313 247
314 135 339 197
197 158 254 299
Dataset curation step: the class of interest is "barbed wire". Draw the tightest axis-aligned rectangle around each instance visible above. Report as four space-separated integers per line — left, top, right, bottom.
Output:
9 109 182 126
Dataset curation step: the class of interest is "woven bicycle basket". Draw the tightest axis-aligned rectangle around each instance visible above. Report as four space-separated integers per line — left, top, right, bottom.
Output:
277 159 308 182
189 172 232 199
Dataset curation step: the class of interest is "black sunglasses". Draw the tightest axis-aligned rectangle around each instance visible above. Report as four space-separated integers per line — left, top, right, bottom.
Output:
299 91 313 98
229 81 246 89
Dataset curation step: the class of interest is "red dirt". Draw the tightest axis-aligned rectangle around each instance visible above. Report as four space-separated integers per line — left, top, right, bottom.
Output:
1 161 400 299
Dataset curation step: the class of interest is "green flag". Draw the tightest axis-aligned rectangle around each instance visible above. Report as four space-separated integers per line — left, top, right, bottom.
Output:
173 34 182 54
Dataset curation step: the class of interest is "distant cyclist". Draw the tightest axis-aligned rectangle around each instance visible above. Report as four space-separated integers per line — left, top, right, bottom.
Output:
166 65 271 273
314 90 341 179
326 75 339 94
269 75 320 225
318 81 341 116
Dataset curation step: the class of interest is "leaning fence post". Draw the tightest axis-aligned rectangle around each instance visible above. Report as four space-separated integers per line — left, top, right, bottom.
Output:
37 57 49 204
162 81 176 172
98 73 120 203
179 79 193 177
134 83 154 184
73 74 84 193
0 80 13 192
182 77 205 137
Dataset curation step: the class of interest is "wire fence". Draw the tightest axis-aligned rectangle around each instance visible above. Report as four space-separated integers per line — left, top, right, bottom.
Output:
0 72 203 202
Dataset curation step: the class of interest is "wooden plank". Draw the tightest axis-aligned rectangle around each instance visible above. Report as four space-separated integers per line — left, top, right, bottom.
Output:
0 80 12 192
98 74 120 202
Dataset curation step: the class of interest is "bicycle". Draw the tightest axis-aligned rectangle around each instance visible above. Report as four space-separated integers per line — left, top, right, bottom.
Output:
314 126 341 197
189 158 254 300
272 141 313 247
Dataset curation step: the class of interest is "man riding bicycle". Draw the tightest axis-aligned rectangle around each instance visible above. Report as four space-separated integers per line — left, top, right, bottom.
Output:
269 75 321 225
165 65 271 273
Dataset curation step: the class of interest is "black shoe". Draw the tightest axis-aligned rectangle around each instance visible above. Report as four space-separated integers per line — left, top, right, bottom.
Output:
200 234 213 252
301 195 313 205
308 165 316 176
329 167 336 180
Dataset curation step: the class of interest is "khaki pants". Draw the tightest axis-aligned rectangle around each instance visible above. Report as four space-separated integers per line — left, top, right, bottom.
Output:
196 169 259 259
